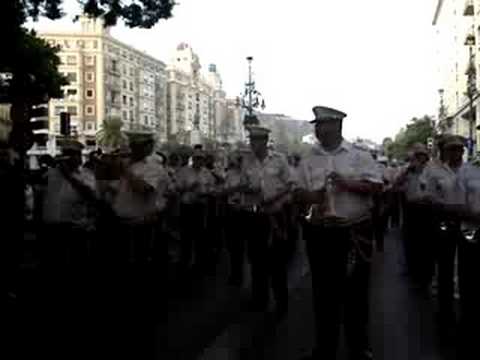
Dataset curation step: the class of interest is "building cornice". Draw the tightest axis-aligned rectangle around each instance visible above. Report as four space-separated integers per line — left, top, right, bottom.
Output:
39 31 166 68
432 0 445 25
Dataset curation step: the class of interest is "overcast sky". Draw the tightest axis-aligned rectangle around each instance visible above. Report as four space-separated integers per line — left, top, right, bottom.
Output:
31 0 439 143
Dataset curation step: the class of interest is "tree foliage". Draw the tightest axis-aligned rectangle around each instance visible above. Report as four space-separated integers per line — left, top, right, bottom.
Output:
97 117 128 151
0 0 177 151
386 116 435 161
1 0 175 30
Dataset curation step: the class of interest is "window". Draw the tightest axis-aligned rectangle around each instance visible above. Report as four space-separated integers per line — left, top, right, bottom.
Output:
129 97 134 107
129 67 134 76
111 59 118 73
123 111 128 120
111 90 118 104
85 89 94 99
92 40 98 49
63 40 71 48
144 115 148 124
66 89 77 97
76 40 85 48
129 82 134 91
85 56 95 66
122 95 127 105
66 72 77 83
129 111 134 122
123 80 127 89
86 122 95 131
54 106 64 115
67 106 78 115
85 105 95 116
123 65 127 75
86 72 94 82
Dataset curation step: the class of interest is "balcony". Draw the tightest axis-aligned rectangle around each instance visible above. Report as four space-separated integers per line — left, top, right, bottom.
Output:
464 0 474 16
463 0 475 16
465 33 476 46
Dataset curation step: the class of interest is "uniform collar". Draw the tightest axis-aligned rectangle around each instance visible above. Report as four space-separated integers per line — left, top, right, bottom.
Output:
313 139 351 155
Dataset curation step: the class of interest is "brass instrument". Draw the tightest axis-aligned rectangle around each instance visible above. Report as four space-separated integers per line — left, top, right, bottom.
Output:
323 174 337 218
305 173 337 223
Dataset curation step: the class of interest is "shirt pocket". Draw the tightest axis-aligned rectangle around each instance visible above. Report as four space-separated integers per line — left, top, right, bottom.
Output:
308 166 327 189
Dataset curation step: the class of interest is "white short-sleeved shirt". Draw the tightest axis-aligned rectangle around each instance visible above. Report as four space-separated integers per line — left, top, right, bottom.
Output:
176 166 215 205
42 167 96 228
423 161 465 206
297 140 382 225
224 168 247 208
112 155 167 221
403 168 428 203
240 150 293 213
458 163 480 230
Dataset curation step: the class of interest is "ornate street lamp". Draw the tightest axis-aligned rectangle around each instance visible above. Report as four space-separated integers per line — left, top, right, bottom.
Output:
239 56 266 127
465 33 477 159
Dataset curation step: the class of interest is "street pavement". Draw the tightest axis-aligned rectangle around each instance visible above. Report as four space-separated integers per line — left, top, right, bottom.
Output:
198 228 459 360
13 227 459 360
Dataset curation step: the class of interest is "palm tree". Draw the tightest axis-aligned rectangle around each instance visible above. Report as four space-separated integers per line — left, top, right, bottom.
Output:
96 116 128 152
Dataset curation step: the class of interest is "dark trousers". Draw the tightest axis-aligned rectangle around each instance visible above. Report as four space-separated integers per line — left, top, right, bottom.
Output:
403 203 435 285
435 223 460 322
457 235 480 359
284 203 300 263
225 207 248 284
180 203 208 272
246 211 288 310
304 222 372 359
206 197 225 272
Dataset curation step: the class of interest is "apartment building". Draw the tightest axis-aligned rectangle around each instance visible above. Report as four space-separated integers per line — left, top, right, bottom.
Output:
39 16 168 148
433 0 479 146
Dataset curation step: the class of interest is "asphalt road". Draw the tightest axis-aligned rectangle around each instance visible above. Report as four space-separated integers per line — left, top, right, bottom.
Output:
13 227 459 360
199 228 459 360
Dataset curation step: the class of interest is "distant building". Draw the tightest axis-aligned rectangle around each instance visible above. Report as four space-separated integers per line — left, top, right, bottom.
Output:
433 0 479 144
38 15 168 149
166 43 243 145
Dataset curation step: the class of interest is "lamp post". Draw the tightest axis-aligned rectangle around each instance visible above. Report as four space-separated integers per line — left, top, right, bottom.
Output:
238 56 266 127
465 33 477 159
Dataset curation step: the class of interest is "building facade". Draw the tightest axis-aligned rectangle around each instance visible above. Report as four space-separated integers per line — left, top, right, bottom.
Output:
166 43 244 145
39 16 168 149
433 0 479 148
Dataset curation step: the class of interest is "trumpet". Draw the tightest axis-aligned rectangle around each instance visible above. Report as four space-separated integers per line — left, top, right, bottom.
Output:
304 173 338 223
323 175 337 218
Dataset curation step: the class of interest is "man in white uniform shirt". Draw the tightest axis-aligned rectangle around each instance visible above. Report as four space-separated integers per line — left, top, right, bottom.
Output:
423 135 465 332
455 149 480 359
295 106 382 360
111 134 168 268
241 125 293 320
223 150 249 286
42 139 98 295
176 149 215 276
394 143 432 285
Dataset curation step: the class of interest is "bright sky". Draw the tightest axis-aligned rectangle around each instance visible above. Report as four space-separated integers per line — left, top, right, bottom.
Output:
30 0 439 143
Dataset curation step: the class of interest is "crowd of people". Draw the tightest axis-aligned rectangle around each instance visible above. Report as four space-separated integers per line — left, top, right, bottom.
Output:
3 105 479 360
